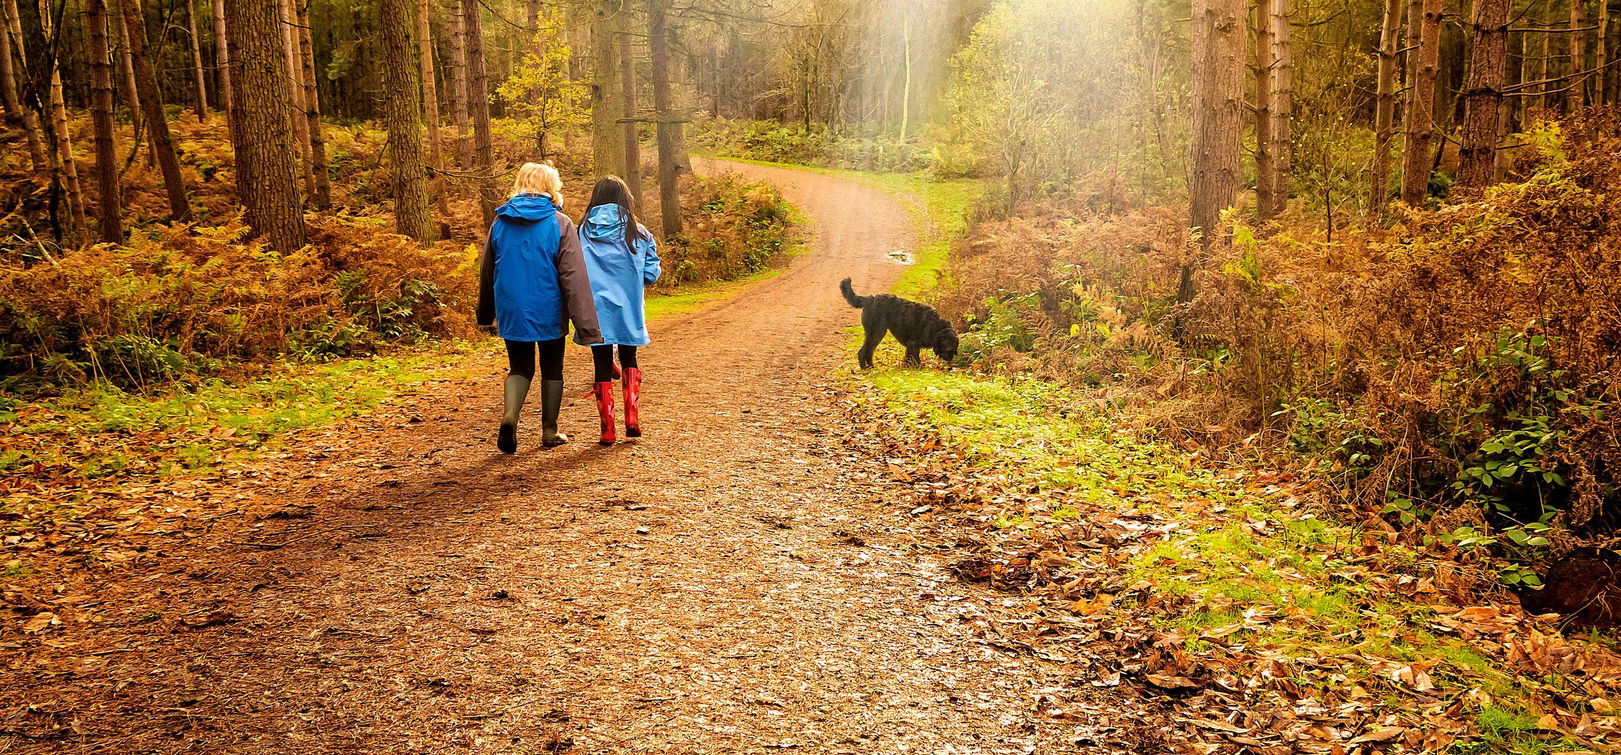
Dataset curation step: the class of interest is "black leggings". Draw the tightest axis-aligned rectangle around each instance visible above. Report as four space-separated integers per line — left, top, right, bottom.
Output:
591 344 638 382
506 339 565 381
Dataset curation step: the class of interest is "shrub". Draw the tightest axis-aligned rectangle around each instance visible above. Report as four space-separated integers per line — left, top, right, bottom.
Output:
0 215 477 391
659 174 800 285
938 110 1621 584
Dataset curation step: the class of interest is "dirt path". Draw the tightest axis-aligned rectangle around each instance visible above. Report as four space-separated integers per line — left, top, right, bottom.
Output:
4 163 1106 753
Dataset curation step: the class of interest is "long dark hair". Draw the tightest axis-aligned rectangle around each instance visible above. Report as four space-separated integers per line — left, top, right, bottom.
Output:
585 176 647 250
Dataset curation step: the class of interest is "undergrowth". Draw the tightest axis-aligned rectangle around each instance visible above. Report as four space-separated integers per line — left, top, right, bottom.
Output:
856 365 1614 752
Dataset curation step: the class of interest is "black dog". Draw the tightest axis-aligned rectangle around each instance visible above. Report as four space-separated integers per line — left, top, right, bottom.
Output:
840 278 958 369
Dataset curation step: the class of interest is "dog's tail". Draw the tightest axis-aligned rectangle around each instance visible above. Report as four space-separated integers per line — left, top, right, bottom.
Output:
839 278 865 308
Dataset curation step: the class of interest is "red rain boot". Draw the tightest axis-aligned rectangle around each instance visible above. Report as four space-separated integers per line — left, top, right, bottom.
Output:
623 368 642 438
593 382 616 445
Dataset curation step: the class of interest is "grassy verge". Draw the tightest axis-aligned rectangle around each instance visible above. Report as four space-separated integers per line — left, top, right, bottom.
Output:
825 158 1613 751
857 368 1604 752
1 344 480 538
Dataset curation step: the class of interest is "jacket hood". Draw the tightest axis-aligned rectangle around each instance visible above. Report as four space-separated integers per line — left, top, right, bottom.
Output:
582 204 629 242
495 194 559 224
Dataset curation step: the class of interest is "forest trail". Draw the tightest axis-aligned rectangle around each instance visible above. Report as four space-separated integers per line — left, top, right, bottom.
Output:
5 162 1110 753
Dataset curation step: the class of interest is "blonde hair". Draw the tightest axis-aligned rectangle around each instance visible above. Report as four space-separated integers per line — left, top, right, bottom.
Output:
510 162 564 206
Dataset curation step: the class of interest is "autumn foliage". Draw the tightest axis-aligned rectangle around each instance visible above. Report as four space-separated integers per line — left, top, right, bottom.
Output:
940 111 1621 597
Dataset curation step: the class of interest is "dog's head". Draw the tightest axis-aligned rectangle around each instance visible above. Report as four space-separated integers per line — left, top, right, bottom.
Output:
932 325 959 364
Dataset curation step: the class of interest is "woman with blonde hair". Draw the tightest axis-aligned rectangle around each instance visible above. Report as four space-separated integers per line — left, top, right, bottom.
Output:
476 162 601 453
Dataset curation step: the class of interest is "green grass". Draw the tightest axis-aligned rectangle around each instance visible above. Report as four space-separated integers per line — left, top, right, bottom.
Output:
1 344 482 531
856 366 1601 750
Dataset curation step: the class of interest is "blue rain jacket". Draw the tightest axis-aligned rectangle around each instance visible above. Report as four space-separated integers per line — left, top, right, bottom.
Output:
475 194 602 345
580 204 662 347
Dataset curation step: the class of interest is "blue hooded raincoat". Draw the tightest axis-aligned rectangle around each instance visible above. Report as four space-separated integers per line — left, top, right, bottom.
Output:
475 194 602 345
580 204 661 347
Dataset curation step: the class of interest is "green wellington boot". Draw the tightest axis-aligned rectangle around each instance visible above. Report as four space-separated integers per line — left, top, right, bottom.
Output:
540 379 569 447
498 374 531 454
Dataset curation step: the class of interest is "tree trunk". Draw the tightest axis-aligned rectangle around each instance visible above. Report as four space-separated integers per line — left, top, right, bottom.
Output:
1254 0 1275 220
280 0 313 196
1401 0 1441 205
0 0 47 175
1598 0 1609 105
415 0 442 175
447 2 471 166
899 14 911 142
294 0 329 208
1369 0 1402 215
1186 0 1244 260
1266 0 1291 217
118 0 193 221
225 0 306 250
185 0 209 119
87 0 123 243
619 20 643 209
1570 0 1586 108
647 0 681 237
40 0 89 241
213 0 233 128
591 0 626 178
461 0 497 227
1457 0 1510 188
381 0 433 241
116 5 141 119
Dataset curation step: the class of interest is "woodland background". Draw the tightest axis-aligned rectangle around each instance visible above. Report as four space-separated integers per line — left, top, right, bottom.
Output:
1 0 1620 749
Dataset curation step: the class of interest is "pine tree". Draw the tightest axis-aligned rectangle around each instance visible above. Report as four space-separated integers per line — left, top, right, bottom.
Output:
225 0 306 251
1458 0 1511 187
117 0 192 221
1401 0 1441 204
381 0 434 241
462 0 497 227
87 0 124 243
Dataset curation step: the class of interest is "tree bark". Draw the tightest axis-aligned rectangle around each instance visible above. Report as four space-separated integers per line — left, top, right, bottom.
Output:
1401 0 1441 205
0 0 47 175
86 0 123 243
447 1 471 166
294 0 329 208
1598 0 1609 105
415 0 442 175
461 0 497 227
280 0 313 197
1369 0 1403 216
213 0 233 128
1266 0 1291 218
647 0 681 237
1457 0 1510 188
40 0 89 241
1570 0 1586 108
185 0 209 119
115 5 141 119
381 0 433 241
619 19 643 209
1186 0 1244 261
225 0 305 250
1254 0 1275 220
591 0 626 178
118 0 192 221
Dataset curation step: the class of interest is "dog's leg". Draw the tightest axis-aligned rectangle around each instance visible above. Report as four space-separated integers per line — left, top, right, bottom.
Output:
858 326 887 369
903 345 921 366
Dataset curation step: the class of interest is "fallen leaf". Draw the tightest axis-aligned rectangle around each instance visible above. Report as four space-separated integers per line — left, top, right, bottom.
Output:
1350 726 1406 744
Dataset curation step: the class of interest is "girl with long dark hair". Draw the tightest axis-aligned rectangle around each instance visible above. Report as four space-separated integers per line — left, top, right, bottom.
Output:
579 176 661 445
